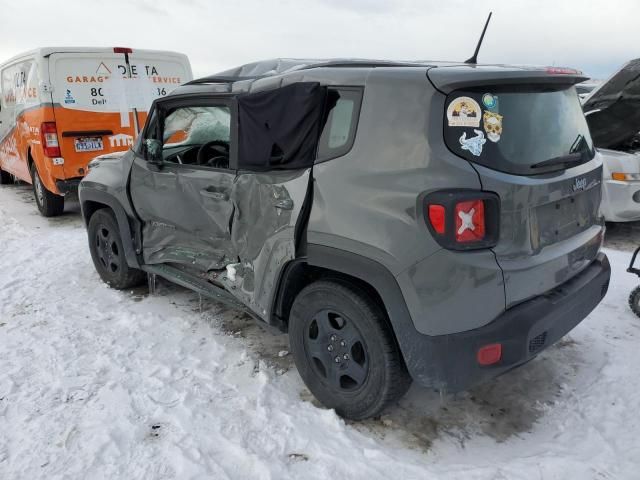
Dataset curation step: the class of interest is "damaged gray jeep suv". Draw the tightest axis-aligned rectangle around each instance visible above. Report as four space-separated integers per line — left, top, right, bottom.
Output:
79 59 611 420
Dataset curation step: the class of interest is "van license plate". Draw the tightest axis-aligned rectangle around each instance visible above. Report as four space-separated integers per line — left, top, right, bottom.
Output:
74 137 104 153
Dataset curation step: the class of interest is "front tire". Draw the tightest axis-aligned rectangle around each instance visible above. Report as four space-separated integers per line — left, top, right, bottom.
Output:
289 280 411 420
88 209 146 289
30 164 64 217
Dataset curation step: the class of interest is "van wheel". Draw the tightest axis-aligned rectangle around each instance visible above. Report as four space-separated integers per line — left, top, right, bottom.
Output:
629 286 640 318
30 164 64 217
0 168 12 184
88 209 146 289
289 280 411 420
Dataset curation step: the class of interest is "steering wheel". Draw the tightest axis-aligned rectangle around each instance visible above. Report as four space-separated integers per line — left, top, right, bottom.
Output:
197 140 230 168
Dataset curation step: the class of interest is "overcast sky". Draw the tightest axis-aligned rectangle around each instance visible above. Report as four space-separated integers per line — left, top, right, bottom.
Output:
0 0 636 80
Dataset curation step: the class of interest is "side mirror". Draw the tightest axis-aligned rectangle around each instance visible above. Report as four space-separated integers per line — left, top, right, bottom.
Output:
144 139 163 165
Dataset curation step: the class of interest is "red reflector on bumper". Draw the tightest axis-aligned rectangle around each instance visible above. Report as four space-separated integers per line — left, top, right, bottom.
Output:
477 343 502 366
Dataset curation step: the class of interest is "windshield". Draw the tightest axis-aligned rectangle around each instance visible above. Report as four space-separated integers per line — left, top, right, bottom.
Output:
443 85 595 175
163 106 230 148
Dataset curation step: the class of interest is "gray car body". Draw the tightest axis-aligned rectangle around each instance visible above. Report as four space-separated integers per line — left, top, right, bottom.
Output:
79 59 606 388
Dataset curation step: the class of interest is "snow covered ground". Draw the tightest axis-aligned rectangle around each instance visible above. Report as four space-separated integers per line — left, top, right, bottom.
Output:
1 182 639 480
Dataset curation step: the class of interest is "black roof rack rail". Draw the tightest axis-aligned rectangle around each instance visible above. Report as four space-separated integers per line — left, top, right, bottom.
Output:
184 75 263 85
298 61 423 70
187 60 436 86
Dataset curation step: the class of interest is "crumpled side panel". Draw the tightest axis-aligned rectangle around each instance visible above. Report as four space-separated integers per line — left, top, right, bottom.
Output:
131 158 237 271
227 169 310 316
231 175 293 260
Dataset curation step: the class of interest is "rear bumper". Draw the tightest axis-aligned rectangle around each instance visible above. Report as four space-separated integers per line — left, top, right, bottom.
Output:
408 253 610 392
55 178 82 195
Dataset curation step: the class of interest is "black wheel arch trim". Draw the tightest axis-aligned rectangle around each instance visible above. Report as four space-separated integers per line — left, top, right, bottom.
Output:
80 188 141 269
303 243 425 381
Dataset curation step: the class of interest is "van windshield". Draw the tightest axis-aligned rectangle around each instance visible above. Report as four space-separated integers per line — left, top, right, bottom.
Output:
443 85 595 175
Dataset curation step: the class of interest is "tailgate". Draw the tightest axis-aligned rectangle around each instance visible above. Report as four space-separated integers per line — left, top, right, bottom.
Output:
477 162 603 307
430 66 605 307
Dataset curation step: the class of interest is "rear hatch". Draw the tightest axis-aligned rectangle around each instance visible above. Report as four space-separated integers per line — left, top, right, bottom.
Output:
48 48 192 178
429 66 604 307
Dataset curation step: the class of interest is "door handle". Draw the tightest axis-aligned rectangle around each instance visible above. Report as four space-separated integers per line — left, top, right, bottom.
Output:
200 188 228 201
273 198 294 210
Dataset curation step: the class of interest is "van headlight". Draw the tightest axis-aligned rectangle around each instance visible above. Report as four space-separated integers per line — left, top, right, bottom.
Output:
611 172 640 181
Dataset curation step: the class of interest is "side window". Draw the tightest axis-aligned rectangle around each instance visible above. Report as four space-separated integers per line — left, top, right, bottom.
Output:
161 105 231 169
136 108 158 154
143 109 159 140
317 88 363 161
1 60 38 119
1 65 16 121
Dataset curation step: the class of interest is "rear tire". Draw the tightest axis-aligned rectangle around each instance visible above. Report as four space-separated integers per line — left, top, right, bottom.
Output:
289 280 411 420
88 208 146 289
629 286 640 318
30 164 64 217
0 168 12 185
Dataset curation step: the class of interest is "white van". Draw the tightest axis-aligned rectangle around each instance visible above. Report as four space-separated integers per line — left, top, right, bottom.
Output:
0 47 192 216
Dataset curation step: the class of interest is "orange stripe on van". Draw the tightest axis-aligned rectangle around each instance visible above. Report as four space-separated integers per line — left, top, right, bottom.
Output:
0 105 147 194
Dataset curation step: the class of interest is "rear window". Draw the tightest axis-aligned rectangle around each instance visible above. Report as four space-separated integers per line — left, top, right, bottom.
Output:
443 86 595 175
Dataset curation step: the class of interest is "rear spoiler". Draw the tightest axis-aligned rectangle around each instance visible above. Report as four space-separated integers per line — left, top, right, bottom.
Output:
427 66 588 94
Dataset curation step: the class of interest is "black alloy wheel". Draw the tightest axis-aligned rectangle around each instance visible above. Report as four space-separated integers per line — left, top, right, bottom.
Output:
87 209 146 289
303 309 369 392
289 280 411 420
95 222 123 276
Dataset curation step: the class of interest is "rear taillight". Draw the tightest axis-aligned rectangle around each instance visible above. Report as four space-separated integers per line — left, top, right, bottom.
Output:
40 122 61 158
424 190 499 250
428 205 446 235
455 200 485 243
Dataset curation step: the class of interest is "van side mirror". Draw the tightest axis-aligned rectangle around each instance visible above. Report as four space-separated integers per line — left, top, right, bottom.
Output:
144 139 163 165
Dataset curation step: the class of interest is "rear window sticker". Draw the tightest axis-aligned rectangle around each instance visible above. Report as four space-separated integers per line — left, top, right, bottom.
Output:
482 93 498 109
483 111 503 143
447 96 481 127
459 130 486 156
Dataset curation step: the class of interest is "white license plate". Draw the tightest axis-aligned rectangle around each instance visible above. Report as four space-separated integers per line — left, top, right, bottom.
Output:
74 137 104 153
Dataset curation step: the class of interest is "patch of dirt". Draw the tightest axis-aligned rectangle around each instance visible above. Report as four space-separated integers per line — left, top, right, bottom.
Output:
604 221 640 252
353 339 585 452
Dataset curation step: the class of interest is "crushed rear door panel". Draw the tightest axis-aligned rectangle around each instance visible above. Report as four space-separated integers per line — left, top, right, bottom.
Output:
219 82 324 317
226 169 311 317
130 158 237 270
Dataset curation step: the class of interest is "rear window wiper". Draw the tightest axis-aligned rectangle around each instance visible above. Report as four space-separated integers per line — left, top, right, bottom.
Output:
530 152 585 170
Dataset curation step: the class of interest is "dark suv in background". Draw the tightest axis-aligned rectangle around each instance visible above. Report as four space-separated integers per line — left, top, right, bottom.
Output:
79 59 610 420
